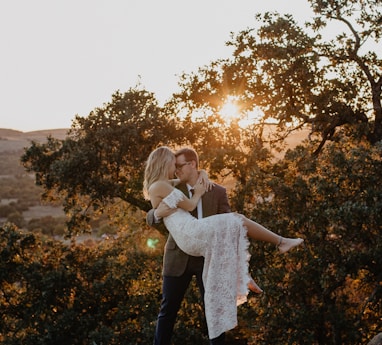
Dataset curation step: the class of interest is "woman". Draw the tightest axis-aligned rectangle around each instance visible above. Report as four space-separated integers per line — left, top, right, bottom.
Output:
143 146 303 340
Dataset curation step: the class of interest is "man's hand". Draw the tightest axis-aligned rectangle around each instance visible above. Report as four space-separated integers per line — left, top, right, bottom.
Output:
154 201 176 220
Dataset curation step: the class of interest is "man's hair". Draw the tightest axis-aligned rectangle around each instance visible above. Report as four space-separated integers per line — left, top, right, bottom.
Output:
175 147 199 168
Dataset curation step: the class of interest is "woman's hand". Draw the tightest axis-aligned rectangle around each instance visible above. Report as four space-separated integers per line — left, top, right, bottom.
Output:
193 179 206 197
198 169 214 191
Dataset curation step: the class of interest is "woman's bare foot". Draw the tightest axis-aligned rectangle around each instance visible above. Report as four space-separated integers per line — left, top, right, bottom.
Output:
278 237 304 254
248 279 263 293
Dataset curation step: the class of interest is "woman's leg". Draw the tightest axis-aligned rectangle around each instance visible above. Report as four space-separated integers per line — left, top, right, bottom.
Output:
239 215 304 253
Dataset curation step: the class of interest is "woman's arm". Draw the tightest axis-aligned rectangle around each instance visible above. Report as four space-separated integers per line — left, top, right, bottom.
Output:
148 181 174 208
177 180 205 211
149 180 205 213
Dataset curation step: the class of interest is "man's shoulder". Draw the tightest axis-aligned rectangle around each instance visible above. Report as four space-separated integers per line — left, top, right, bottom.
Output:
211 183 226 193
206 183 227 198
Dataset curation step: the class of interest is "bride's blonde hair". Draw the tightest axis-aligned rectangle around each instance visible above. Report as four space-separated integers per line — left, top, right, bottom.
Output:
143 146 175 199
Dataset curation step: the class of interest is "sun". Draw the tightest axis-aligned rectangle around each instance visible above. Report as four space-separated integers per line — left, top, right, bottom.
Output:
218 95 265 127
219 96 241 122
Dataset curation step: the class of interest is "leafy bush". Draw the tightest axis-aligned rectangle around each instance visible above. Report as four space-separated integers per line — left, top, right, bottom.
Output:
232 138 382 344
0 224 209 344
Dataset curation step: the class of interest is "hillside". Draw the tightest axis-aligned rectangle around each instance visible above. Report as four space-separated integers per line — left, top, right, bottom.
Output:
0 126 310 153
0 128 69 152
0 128 70 231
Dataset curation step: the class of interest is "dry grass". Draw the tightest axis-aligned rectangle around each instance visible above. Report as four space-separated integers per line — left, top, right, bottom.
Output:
0 128 70 222
22 205 65 221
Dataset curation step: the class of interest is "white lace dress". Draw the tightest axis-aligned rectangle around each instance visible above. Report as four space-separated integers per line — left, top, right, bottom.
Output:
162 188 251 339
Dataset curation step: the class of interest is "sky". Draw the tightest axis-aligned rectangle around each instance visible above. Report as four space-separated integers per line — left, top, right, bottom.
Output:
1 0 316 132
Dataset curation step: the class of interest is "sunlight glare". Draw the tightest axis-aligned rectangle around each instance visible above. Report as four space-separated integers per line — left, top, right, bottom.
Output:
219 96 241 122
219 95 267 128
147 238 159 249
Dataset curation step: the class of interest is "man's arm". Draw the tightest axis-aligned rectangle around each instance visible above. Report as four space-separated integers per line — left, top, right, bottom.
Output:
146 208 168 237
146 208 157 227
146 201 177 237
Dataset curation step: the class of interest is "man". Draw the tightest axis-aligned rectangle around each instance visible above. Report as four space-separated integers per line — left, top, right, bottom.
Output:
146 147 230 345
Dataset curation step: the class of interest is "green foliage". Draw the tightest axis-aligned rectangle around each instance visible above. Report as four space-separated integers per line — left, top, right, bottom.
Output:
6 138 382 344
0 224 209 344
230 137 382 344
21 87 182 236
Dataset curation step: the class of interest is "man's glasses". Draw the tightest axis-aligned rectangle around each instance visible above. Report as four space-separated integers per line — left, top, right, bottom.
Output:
175 162 191 170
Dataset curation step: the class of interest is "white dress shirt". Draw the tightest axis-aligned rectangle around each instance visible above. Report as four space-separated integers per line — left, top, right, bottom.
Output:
187 184 203 219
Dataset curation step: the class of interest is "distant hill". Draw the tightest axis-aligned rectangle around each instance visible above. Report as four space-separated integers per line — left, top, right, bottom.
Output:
0 128 69 152
0 128 69 139
0 126 310 153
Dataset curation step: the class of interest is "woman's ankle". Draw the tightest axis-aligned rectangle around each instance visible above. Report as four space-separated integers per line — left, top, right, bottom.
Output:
278 237 304 253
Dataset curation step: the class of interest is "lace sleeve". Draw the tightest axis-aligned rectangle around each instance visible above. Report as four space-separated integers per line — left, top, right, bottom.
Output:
162 189 186 209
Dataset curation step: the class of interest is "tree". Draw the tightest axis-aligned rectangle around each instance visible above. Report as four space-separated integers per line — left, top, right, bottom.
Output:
21 87 180 236
231 137 382 344
173 0 382 155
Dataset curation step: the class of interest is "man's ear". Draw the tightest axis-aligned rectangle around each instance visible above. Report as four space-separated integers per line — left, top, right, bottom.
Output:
190 160 197 169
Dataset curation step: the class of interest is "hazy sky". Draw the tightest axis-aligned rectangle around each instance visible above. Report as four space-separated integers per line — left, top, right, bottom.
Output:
1 0 315 132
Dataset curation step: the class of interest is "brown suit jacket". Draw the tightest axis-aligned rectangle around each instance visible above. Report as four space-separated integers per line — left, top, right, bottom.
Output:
146 183 231 276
